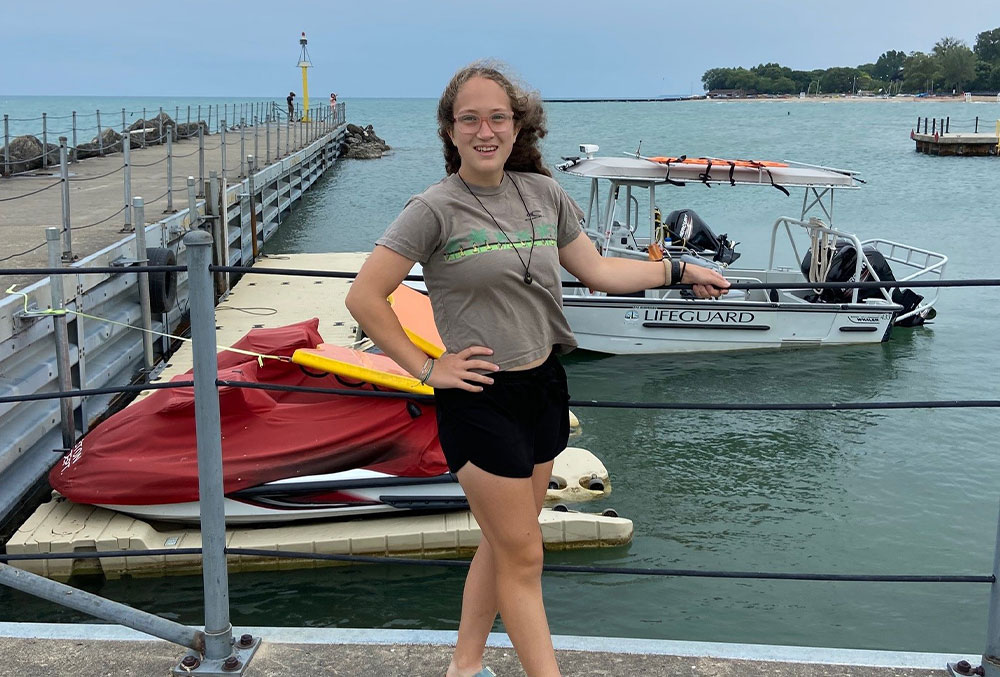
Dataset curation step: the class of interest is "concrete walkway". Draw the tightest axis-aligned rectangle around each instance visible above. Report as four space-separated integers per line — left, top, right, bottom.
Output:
0 119 334 290
0 624 975 676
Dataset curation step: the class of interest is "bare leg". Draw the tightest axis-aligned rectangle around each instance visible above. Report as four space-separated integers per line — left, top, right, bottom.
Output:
446 461 558 677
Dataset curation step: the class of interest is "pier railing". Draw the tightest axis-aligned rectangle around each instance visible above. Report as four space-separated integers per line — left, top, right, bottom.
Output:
0 102 345 267
0 252 999 675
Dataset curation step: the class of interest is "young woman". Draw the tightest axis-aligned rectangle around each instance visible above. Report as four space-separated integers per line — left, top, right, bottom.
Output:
346 62 728 677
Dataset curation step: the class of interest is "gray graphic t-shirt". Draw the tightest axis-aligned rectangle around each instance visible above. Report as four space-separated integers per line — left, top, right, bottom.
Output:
377 171 583 370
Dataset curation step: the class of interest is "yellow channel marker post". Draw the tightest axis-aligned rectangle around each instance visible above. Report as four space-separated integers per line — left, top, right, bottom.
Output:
297 32 312 122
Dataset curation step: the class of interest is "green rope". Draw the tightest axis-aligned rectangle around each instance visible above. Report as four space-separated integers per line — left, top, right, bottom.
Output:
4 284 289 366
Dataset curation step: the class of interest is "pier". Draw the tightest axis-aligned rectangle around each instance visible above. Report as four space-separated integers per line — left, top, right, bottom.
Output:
911 116 999 155
0 103 348 525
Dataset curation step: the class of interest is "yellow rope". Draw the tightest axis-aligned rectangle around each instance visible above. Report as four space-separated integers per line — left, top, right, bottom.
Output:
4 285 290 367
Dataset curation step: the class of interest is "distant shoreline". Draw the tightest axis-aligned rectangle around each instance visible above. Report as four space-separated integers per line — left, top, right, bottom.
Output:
706 94 999 104
543 94 998 104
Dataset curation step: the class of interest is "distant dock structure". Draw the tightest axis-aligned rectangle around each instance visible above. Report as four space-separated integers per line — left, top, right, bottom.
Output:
911 115 999 156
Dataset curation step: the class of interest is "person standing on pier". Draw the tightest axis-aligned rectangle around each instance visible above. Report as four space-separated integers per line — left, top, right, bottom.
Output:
329 92 337 112
346 61 727 677
287 91 295 119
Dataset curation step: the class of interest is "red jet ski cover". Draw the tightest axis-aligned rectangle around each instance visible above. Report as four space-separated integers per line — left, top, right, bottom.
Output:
49 319 448 505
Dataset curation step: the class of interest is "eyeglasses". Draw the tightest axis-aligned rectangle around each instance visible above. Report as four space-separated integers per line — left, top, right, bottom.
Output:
453 112 516 133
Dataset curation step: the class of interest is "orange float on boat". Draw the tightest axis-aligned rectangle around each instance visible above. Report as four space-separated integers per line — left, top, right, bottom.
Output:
647 156 788 168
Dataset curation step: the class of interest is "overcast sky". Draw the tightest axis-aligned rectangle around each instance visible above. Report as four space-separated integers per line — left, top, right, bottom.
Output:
2 0 994 98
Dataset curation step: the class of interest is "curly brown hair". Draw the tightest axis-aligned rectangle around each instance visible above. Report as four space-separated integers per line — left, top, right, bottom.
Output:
437 61 550 177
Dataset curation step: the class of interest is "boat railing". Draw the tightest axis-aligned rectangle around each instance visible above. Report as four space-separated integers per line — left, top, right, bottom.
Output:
862 238 949 322
767 216 949 311
768 216 876 305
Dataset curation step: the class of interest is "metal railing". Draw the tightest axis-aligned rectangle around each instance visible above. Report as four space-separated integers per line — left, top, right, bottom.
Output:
0 103 345 264
0 256 999 675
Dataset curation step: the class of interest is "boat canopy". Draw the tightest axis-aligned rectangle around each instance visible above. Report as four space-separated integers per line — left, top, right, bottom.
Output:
49 320 447 506
557 155 860 189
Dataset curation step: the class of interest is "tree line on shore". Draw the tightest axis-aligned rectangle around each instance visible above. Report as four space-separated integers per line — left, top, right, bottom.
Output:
702 27 1000 96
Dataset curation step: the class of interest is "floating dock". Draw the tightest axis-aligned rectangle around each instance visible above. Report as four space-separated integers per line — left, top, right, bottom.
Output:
7 252 631 579
912 131 999 155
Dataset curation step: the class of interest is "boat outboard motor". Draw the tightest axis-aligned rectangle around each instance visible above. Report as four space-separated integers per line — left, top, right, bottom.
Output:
664 209 741 265
800 240 926 324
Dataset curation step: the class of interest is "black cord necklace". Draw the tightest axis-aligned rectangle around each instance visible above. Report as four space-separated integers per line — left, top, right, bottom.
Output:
458 172 536 285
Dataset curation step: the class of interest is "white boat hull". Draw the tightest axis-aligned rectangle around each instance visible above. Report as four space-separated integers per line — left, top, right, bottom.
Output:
564 293 896 354
97 447 610 524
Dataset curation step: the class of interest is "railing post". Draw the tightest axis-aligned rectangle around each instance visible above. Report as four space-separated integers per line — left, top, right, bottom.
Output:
952 501 1000 677
59 138 73 260
122 132 132 231
976 116 979 134
184 229 240 666
96 109 103 157
132 197 155 372
979 502 1000 676
71 111 78 163
207 105 212 135
208 170 225 294
198 125 205 196
42 112 48 169
248 155 258 262
275 115 281 158
165 126 174 213
253 116 259 167
221 120 227 180
286 115 290 156
121 108 126 136
187 176 199 229
239 122 246 178
142 107 147 149
46 228 76 449
3 114 10 176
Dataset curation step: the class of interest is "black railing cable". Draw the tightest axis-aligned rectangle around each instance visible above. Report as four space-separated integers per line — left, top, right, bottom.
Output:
2 263 998 293
2 377 998 412
0 548 992 584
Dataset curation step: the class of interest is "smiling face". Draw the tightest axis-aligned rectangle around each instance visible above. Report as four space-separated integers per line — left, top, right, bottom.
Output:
447 76 519 187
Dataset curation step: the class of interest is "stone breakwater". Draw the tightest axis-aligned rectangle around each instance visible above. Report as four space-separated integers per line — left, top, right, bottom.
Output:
341 123 390 159
1 112 209 175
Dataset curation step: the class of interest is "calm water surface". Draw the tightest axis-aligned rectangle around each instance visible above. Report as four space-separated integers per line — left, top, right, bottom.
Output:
2 96 1000 653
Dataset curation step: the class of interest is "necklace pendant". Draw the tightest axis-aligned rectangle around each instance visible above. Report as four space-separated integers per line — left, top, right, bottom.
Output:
523 272 533 285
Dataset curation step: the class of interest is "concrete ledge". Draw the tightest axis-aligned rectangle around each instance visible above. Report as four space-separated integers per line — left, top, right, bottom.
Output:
0 623 978 676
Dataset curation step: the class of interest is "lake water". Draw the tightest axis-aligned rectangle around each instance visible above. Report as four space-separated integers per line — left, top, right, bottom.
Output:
2 95 1000 654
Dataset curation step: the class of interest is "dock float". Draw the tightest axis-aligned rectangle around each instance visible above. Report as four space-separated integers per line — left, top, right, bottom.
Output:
911 117 999 155
912 131 999 155
7 252 630 579
7 484 631 581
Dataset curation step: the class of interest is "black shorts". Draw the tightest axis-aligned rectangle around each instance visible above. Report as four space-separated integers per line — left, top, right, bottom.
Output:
434 352 570 479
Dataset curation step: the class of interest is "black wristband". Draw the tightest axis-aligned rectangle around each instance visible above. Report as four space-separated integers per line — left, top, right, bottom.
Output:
670 258 682 285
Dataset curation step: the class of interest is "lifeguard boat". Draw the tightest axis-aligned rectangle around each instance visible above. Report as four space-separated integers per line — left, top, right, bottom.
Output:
552 145 947 354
